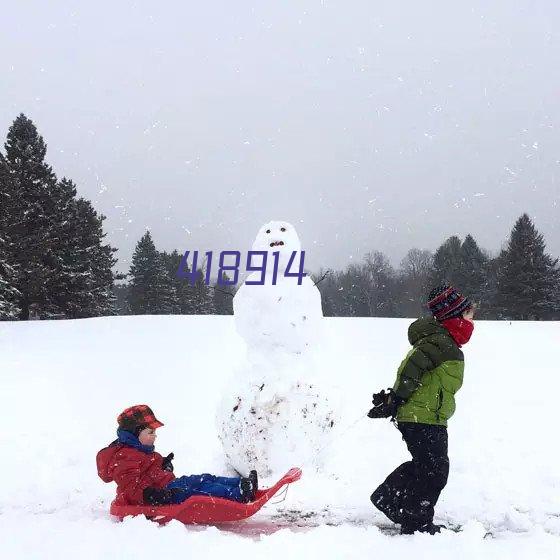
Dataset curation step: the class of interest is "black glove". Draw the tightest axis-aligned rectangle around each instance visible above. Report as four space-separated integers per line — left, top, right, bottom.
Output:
142 486 182 506
162 452 174 472
367 388 405 419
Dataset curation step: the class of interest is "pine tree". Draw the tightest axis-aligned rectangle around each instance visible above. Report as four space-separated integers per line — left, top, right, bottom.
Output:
494 214 560 320
0 241 20 319
1 114 60 318
70 196 120 317
432 236 463 287
484 257 501 320
45 179 118 317
161 250 196 314
127 231 177 314
45 177 80 315
0 155 20 319
0 274 20 318
112 283 130 315
459 234 492 317
191 268 215 314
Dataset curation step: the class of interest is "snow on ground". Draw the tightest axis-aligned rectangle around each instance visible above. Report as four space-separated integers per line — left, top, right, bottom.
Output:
1 316 559 559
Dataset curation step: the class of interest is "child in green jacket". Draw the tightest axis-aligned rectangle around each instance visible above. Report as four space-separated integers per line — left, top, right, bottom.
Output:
368 285 474 535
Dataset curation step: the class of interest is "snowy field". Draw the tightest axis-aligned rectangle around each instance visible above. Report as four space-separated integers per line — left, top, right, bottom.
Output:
1 315 559 559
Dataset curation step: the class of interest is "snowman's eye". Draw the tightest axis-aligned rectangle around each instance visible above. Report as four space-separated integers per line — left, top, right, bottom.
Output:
266 229 271 234
280 227 286 232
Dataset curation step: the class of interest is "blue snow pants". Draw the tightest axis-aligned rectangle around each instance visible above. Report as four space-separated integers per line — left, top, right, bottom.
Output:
166 474 242 504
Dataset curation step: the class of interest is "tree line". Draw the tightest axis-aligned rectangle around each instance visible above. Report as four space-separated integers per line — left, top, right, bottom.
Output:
119 230 234 316
0 114 232 319
315 217 560 320
1 114 559 321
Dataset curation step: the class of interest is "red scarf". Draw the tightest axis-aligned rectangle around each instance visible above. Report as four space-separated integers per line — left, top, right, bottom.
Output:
441 317 474 347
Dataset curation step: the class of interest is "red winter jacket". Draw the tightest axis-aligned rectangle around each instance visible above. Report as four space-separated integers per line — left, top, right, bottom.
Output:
96 442 176 505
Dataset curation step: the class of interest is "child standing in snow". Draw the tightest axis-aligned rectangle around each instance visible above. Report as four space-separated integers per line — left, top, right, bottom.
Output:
96 405 258 506
367 285 474 535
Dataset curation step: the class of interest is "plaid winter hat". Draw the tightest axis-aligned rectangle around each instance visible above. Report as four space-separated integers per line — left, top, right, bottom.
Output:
117 405 164 434
427 285 472 321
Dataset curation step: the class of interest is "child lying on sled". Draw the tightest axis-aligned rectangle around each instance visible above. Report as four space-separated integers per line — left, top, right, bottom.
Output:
96 405 258 506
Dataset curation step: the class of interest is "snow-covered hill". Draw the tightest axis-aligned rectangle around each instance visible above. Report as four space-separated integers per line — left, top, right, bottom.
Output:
1 316 558 559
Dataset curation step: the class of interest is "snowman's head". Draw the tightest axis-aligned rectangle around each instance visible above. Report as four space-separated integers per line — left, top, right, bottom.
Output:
252 221 301 255
251 221 303 277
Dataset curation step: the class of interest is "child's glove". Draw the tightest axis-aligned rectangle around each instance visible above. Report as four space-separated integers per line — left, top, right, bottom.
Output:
162 452 174 472
367 389 405 419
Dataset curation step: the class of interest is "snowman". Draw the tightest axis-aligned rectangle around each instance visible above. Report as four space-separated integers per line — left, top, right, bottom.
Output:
217 221 337 477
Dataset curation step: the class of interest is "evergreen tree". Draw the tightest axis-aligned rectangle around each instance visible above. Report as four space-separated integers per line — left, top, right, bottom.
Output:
1 114 60 318
127 231 177 314
161 250 197 314
0 274 20 318
192 268 215 314
42 179 118 318
432 236 463 287
493 214 560 320
45 177 80 315
484 256 501 320
0 155 20 318
112 283 130 315
73 197 120 316
0 240 20 319
459 234 492 318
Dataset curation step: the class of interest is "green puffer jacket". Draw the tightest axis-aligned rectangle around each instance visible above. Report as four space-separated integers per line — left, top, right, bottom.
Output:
393 317 464 427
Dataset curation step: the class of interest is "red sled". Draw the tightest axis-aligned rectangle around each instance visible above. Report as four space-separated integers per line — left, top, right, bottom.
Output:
110 467 302 525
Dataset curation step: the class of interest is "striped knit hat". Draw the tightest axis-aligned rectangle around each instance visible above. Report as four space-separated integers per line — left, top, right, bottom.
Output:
427 285 472 321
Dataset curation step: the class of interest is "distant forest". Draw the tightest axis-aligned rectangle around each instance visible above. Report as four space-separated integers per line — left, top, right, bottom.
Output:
2 114 559 321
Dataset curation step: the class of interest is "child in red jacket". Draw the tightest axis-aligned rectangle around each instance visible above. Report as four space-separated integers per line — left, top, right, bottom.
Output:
97 405 258 506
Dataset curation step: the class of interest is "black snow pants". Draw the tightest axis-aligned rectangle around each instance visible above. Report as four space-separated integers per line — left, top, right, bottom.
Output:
371 422 449 528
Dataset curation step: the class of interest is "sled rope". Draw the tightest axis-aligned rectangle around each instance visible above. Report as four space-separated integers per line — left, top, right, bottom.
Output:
270 484 290 505
310 414 367 461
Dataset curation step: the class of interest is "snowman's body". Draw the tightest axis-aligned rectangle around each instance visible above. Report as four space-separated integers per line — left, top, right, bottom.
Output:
217 221 337 476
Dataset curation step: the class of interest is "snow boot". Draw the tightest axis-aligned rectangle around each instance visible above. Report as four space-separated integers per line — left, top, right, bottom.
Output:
400 521 445 535
370 488 402 524
240 475 256 503
249 470 258 493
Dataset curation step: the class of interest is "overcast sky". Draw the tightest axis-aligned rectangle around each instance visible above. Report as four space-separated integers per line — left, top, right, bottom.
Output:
1 1 559 275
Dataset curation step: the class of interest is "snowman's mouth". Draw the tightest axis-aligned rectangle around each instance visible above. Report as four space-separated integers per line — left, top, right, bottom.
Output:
269 241 285 247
